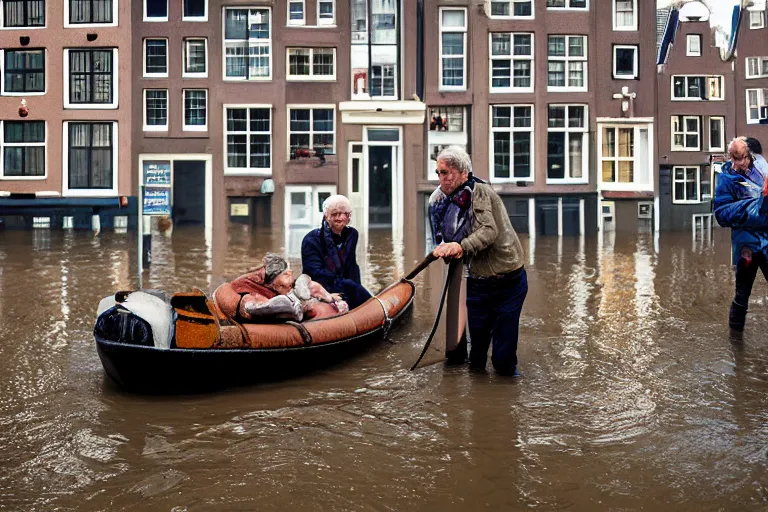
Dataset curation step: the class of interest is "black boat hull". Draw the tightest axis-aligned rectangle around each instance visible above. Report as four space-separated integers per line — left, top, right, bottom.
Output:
95 299 412 393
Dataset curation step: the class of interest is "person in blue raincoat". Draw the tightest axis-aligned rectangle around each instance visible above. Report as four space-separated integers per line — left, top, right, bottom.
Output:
301 195 372 310
713 137 768 331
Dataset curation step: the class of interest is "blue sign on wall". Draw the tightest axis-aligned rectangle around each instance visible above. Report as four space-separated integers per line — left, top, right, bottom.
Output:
143 162 171 186
143 187 171 216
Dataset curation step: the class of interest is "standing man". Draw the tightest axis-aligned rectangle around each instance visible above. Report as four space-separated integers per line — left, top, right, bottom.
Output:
430 146 528 376
301 195 372 310
714 137 768 331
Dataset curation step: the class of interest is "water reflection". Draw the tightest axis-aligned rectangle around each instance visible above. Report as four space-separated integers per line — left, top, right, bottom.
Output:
2 226 768 509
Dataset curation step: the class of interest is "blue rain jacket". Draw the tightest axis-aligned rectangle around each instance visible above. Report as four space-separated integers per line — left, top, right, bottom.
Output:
713 160 768 264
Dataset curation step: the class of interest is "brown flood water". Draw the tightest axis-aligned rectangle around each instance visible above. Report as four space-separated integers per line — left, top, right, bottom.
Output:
1 225 767 511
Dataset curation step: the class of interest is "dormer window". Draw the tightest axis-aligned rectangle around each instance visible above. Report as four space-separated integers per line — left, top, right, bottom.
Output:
686 34 701 57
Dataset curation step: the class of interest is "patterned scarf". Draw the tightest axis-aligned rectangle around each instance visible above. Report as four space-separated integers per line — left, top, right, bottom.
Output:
322 219 348 273
429 173 484 245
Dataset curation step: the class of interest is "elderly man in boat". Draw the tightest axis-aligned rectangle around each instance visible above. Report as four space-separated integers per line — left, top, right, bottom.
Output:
222 253 349 323
301 195 372 310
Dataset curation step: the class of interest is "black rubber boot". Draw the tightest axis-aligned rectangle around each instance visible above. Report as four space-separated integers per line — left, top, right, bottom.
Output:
445 334 468 366
729 301 748 331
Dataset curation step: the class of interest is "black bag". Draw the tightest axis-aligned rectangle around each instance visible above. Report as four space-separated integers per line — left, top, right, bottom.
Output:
94 305 154 346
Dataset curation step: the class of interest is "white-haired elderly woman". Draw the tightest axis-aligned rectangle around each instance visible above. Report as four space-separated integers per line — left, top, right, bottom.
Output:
430 145 527 376
301 195 372 310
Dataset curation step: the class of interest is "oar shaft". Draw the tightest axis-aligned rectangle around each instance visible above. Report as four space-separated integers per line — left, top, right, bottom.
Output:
405 253 439 281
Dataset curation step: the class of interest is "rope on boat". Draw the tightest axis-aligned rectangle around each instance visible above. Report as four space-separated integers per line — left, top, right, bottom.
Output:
287 321 313 345
374 296 393 338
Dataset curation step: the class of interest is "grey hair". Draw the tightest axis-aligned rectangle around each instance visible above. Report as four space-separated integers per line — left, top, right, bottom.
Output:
322 194 352 214
262 252 289 283
436 145 472 175
727 136 748 156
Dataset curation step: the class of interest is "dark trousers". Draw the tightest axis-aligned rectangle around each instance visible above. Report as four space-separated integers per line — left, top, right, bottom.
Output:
730 249 768 329
465 268 528 373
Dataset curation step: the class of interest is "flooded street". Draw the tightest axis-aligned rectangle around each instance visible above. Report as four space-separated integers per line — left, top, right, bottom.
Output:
1 225 768 511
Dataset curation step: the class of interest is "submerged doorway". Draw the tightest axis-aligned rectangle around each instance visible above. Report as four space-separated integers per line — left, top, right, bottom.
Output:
368 146 393 228
347 127 402 235
173 161 206 225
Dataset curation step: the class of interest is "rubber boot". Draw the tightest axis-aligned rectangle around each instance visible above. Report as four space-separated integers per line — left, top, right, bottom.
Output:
729 301 748 331
445 332 468 366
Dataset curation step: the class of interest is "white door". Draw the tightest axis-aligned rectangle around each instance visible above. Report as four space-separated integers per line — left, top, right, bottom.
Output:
348 142 366 232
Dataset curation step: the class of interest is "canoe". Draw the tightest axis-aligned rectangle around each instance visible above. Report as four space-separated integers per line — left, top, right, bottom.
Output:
93 279 415 392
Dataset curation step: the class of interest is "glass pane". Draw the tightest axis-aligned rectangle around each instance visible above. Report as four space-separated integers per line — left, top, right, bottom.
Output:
602 127 615 157
491 33 511 56
618 128 634 157
367 128 399 142
290 109 310 132
568 106 584 127
569 135 583 178
493 132 510 178
250 109 270 132
548 106 565 128
441 9 465 27
548 132 565 179
602 161 615 182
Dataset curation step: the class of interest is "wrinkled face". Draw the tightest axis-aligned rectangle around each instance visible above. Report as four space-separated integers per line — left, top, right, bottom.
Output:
435 159 468 196
730 141 752 173
270 268 294 295
325 206 351 235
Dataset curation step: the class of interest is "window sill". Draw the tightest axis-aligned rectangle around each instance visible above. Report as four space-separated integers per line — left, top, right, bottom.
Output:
2 91 45 97
490 88 534 94
64 22 118 28
224 169 272 177
286 76 337 82
0 175 46 180
670 147 701 152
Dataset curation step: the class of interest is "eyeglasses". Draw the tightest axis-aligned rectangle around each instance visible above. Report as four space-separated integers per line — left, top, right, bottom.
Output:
329 211 351 218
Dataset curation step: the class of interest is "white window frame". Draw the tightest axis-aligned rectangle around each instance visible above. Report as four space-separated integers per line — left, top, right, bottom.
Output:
62 120 119 197
672 166 701 204
746 88 768 124
222 7 272 82
143 0 168 22
182 38 208 78
63 47 119 110
286 105 336 160
287 0 305 26
427 106 468 182
439 7 467 91
546 104 588 184
143 38 168 78
223 104 272 176
317 0 335 26
708 116 725 152
0 0 46 29
182 0 208 22
286 47 336 81
0 120 47 180
686 34 701 57
613 44 638 79
488 1 534 19
183 89 208 132
65 0 118 28
671 115 701 151
749 10 765 29
546 0 588 10
547 35 588 92
612 0 636 31
143 88 168 132
671 75 724 101
0 48 46 96
746 56 768 79
489 104 535 183
489 32 534 93
598 123 654 191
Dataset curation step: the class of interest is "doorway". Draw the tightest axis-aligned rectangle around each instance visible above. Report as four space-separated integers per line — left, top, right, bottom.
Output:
347 127 402 235
173 161 206 225
368 146 393 228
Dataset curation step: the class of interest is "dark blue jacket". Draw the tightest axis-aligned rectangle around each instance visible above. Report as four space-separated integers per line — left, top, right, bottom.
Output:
713 160 768 264
301 222 371 309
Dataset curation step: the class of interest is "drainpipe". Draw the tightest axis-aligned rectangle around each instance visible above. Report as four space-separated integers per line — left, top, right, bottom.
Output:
416 0 424 101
